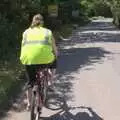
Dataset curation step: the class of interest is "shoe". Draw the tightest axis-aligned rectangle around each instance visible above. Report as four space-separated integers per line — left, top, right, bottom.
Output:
26 104 31 111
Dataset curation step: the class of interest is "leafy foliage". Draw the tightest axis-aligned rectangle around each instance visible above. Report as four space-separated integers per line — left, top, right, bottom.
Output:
106 0 120 26
0 0 119 60
0 0 86 60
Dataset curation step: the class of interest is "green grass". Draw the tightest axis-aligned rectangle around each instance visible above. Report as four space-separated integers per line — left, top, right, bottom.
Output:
0 61 25 111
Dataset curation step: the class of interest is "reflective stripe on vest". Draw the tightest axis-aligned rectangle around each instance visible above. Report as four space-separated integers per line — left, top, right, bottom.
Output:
22 30 50 46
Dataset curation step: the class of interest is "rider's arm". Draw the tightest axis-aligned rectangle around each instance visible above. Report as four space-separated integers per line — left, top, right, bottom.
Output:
51 35 58 58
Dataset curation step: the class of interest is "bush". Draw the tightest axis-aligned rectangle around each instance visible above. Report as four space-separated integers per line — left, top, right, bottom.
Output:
81 0 112 17
93 0 112 17
0 17 21 60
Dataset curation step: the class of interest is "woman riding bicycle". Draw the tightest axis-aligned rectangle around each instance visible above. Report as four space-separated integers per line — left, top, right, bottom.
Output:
20 14 58 110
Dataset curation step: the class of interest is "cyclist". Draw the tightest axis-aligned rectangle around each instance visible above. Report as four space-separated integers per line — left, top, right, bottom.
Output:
20 14 58 110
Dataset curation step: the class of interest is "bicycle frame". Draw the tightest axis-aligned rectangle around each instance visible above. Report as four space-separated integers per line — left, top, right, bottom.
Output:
31 68 49 120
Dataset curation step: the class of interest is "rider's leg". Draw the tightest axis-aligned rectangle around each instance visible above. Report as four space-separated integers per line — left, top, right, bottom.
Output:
26 87 32 110
48 59 57 86
48 69 53 86
51 59 57 82
48 68 56 85
25 65 36 110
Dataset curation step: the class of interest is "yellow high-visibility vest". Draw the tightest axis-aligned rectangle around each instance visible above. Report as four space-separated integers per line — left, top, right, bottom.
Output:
20 26 55 65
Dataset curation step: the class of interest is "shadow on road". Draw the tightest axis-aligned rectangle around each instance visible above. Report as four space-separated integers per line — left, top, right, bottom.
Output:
58 47 111 74
43 96 103 120
81 20 117 31
45 19 114 120
59 20 120 47
54 47 111 100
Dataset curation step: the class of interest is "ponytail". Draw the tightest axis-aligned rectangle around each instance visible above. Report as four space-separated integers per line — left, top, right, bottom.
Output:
30 14 43 28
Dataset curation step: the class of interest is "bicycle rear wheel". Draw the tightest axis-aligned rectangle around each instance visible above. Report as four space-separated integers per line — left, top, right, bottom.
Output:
31 91 41 120
31 92 36 120
41 76 48 104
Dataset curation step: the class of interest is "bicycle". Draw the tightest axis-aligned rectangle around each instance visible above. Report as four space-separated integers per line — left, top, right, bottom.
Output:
30 67 50 120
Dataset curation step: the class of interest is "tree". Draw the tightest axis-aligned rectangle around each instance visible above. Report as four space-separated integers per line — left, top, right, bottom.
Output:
104 0 120 26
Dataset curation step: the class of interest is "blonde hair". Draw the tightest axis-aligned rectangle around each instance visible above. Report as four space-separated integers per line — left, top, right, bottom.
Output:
31 14 43 28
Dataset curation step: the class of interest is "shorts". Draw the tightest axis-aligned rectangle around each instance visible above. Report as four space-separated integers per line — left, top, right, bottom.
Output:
25 60 57 87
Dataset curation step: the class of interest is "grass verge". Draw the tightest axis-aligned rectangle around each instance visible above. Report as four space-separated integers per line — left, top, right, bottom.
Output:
0 61 25 115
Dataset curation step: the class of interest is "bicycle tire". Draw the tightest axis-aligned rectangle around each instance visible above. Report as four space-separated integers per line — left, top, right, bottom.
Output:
45 96 64 110
30 92 36 120
42 78 47 104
